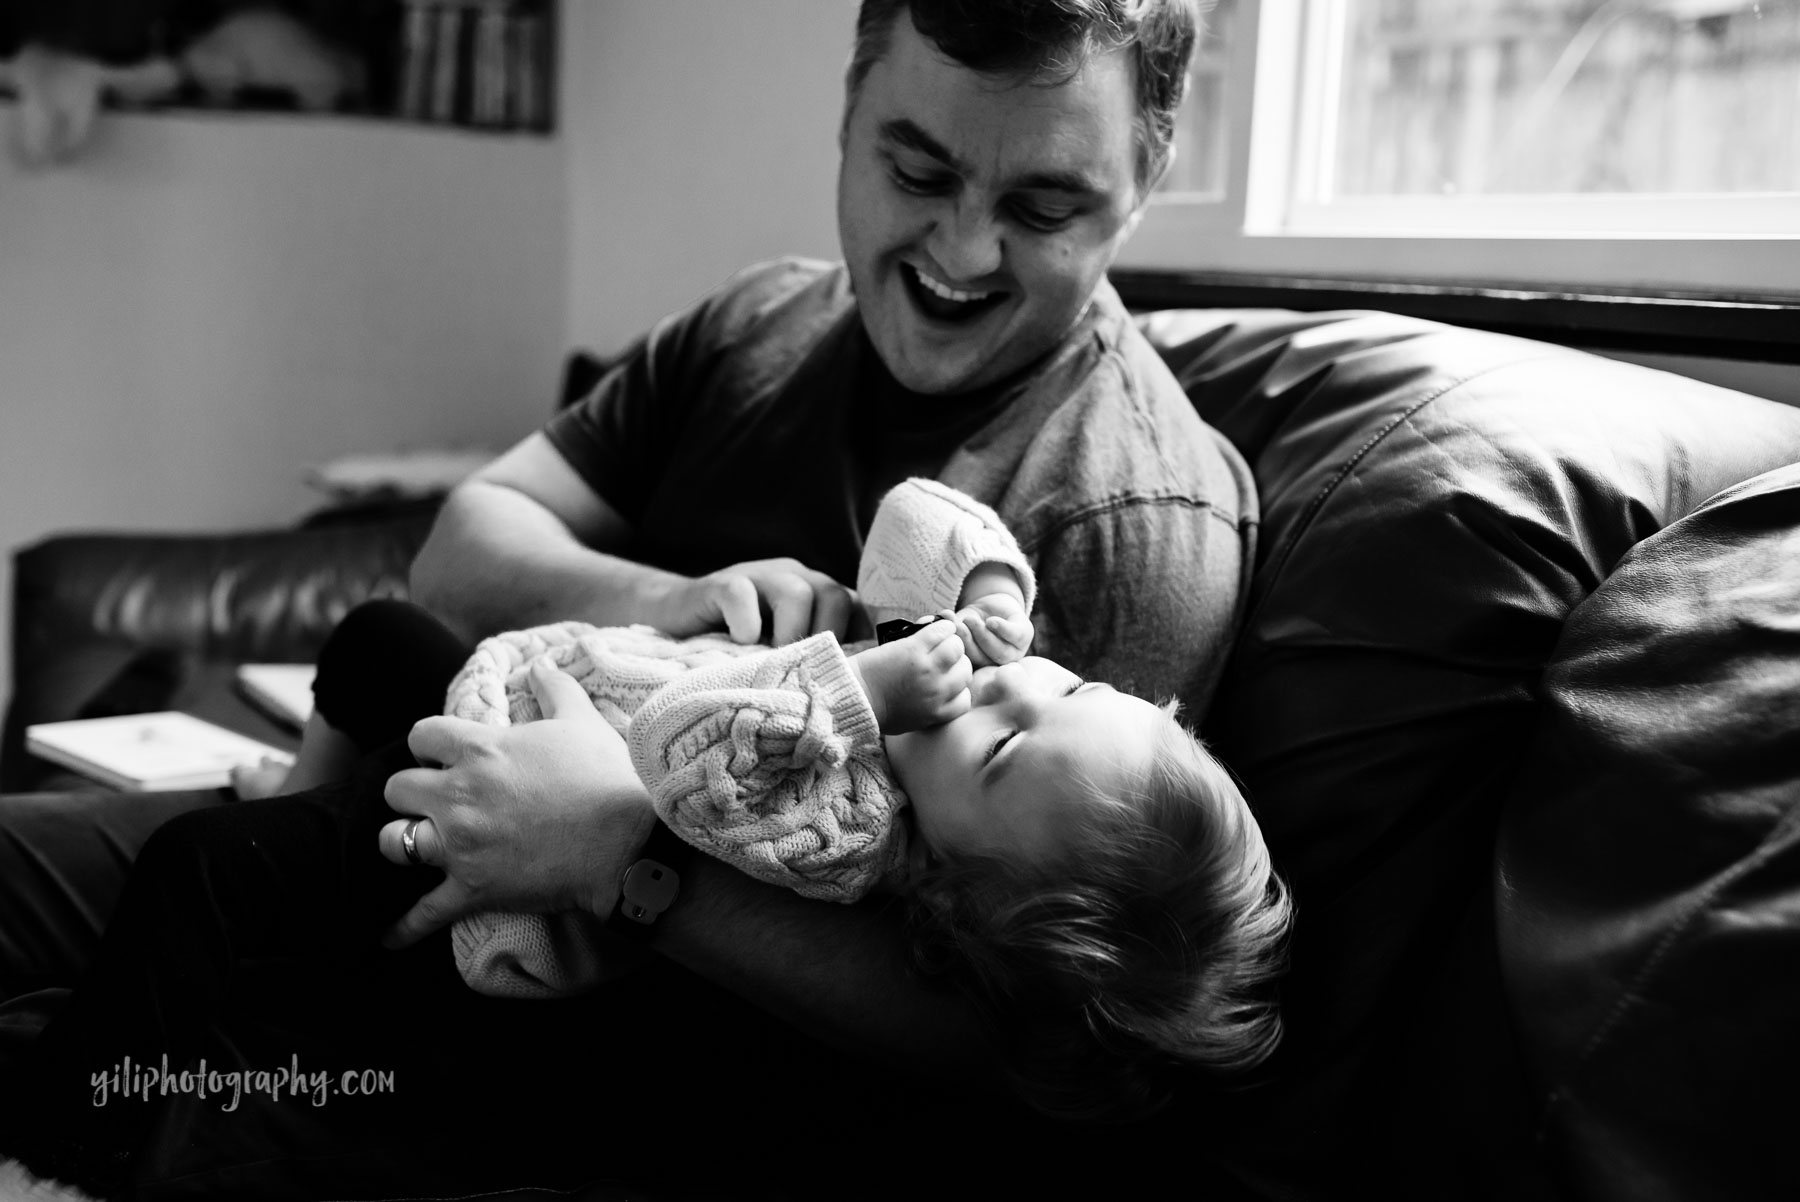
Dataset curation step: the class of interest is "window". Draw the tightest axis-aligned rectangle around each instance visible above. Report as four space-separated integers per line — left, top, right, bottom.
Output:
1129 0 1800 297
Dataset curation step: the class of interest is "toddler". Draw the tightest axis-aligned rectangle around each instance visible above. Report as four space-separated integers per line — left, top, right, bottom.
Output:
256 478 1293 1121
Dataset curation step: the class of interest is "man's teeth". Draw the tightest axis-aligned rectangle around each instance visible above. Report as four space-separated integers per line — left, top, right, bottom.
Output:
913 266 992 304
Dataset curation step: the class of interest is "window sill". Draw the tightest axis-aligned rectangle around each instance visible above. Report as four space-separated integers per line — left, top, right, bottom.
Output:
1110 267 1800 365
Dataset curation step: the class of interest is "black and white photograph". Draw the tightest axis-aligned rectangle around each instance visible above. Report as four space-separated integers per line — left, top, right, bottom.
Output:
0 1 1797 1199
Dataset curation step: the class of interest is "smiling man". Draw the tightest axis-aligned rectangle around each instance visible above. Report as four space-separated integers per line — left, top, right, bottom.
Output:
0 3 1268 1199
839 4 1156 397
393 0 1261 1186
412 0 1253 720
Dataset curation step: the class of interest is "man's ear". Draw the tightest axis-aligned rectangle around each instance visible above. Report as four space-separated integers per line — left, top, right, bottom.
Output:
1150 140 1177 192
1122 203 1147 243
1122 145 1174 242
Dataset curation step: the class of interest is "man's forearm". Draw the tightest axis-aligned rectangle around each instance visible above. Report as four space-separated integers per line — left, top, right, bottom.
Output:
411 480 684 641
650 854 998 1083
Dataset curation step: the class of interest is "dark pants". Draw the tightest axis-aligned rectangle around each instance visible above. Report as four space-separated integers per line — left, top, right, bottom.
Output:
0 603 1008 1200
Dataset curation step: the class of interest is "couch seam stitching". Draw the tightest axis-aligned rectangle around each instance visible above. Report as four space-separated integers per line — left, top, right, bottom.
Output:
1538 791 1800 1135
1246 353 1566 629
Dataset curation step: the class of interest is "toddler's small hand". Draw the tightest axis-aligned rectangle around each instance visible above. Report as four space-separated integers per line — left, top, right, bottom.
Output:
953 591 1033 667
849 618 971 734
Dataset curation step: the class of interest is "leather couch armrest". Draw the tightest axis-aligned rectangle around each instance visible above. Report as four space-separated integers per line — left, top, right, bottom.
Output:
4 512 434 788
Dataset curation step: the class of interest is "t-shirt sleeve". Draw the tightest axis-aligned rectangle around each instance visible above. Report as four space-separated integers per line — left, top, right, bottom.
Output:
542 258 831 528
626 633 909 902
541 309 714 529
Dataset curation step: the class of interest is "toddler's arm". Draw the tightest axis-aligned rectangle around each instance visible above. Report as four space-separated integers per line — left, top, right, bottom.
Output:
857 478 1037 667
627 633 910 902
846 617 971 733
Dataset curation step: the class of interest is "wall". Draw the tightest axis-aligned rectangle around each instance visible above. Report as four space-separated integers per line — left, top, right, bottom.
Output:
0 109 567 707
561 0 852 355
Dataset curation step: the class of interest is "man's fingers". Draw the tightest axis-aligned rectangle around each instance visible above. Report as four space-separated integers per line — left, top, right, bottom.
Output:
381 879 469 949
377 814 445 867
383 764 448 819
809 583 855 641
405 715 484 771
763 574 815 646
715 575 763 644
528 658 595 719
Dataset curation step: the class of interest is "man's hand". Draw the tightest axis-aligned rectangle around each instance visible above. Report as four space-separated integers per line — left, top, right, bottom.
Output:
378 660 657 948
660 557 861 646
952 562 1033 667
847 618 971 733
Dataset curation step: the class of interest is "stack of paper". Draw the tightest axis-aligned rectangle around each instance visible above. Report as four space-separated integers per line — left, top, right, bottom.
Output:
26 712 294 792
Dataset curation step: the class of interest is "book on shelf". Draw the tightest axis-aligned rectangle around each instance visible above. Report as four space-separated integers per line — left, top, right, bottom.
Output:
397 0 436 120
26 712 294 793
393 0 553 131
235 663 317 730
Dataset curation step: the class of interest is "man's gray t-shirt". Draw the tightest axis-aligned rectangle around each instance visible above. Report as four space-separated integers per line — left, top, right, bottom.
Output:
545 257 1256 717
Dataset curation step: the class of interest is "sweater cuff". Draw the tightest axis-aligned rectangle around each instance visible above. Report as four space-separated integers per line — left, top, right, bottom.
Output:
789 632 882 749
859 477 1037 619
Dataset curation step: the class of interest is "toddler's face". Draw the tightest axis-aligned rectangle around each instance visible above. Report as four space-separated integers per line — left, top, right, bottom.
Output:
884 657 1162 865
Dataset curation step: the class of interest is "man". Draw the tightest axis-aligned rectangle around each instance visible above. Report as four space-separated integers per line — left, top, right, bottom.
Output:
384 0 1251 1099
2 1 1257 1195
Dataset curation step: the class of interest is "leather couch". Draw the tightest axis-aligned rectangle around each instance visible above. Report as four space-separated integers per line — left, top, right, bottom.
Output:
2 308 1795 1201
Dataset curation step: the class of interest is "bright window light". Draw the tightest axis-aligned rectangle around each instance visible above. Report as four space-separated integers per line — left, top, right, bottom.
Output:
1327 0 1800 198
1159 0 1240 197
1122 0 1800 294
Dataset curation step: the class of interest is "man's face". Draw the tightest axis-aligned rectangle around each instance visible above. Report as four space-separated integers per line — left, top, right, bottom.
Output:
838 15 1149 395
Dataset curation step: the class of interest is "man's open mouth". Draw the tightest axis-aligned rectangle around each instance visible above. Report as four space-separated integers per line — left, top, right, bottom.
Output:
901 263 1006 324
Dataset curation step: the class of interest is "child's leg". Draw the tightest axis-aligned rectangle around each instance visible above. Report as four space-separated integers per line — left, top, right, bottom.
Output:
232 600 472 799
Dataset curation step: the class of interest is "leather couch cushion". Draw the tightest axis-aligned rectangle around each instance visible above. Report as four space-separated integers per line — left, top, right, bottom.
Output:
1497 463 1800 1202
1136 309 1800 1195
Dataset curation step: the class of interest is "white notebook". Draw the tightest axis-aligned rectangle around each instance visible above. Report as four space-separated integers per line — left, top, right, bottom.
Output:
235 663 317 730
26 712 294 792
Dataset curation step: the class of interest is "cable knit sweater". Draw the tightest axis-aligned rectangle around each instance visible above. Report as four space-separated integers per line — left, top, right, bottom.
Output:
447 478 1034 999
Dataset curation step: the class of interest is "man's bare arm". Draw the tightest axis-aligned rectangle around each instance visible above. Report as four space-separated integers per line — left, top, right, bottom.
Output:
410 434 684 641
411 433 857 645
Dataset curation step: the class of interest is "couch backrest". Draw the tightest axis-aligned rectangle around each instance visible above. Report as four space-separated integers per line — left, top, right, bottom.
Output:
1133 307 1800 1195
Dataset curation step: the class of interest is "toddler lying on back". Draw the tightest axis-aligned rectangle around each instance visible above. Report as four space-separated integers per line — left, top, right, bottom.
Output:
423 477 1293 1120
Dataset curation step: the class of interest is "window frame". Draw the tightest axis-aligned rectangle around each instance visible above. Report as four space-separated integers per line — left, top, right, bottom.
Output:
1120 0 1800 302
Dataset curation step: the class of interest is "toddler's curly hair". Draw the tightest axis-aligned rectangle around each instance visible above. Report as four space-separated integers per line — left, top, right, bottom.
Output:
905 701 1292 1123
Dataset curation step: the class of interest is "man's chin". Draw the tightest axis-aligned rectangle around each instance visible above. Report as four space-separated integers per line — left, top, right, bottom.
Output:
879 324 1011 395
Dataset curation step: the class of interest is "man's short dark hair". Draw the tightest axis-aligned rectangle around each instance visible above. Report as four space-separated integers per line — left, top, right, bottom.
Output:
845 0 1206 191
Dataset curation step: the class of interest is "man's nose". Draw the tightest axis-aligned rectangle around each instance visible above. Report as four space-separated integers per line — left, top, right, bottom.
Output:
927 202 1002 282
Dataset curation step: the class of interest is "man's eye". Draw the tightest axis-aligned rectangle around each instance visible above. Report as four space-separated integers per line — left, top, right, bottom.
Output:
1011 201 1076 232
984 730 1017 764
891 165 948 195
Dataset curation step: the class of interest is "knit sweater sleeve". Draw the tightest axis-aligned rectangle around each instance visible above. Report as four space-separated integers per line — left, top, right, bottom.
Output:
856 477 1037 627
627 632 909 902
